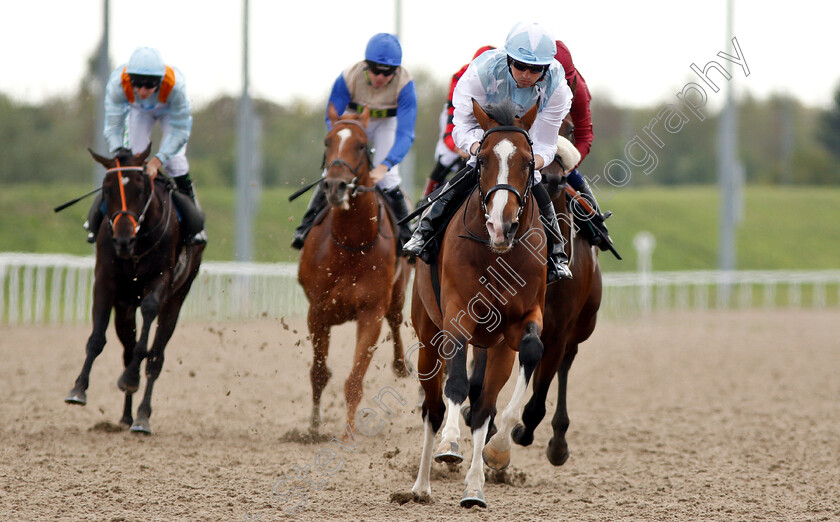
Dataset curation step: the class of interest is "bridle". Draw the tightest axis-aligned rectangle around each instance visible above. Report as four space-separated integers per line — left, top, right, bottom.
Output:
104 161 175 260
475 125 536 220
106 162 154 235
321 118 376 197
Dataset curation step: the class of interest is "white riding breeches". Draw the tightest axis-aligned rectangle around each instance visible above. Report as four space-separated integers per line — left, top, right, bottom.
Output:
126 107 190 177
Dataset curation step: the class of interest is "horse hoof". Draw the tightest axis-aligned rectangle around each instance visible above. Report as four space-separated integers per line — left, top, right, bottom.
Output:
546 437 570 466
117 375 138 394
434 442 463 464
482 444 510 471
130 419 152 435
460 488 487 508
461 406 471 425
64 391 87 405
511 423 534 447
392 359 409 378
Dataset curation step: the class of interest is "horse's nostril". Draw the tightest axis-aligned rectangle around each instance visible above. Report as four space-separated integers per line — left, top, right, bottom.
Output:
508 222 519 238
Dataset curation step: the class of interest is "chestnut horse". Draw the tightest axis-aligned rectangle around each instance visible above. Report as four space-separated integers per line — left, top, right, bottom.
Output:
408 99 548 508
65 146 204 434
298 104 410 434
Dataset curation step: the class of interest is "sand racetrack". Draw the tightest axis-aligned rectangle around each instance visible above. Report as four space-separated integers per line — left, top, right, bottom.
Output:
1 309 838 521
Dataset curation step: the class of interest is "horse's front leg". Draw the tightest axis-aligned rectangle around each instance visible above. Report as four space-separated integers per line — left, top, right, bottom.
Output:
343 308 385 434
65 278 114 406
308 309 332 431
131 293 185 435
484 320 544 471
118 279 166 394
547 342 579 466
434 332 469 465
113 304 138 428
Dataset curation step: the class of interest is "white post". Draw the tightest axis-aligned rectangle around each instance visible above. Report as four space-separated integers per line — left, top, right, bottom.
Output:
633 231 655 315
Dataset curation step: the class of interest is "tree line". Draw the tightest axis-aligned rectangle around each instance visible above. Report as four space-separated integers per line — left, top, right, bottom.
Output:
1 71 838 190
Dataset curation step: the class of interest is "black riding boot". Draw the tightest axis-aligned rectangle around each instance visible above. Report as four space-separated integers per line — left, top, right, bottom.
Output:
84 192 104 243
534 183 572 283
174 174 208 245
380 187 413 256
403 166 476 264
291 183 327 250
567 171 613 250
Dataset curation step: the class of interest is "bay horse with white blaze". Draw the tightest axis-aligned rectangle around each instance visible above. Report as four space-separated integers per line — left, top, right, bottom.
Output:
408 99 547 508
297 104 410 434
467 136 603 466
65 146 204 434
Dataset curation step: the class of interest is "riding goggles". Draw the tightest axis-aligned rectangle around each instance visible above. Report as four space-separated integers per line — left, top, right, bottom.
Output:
508 57 548 74
129 74 162 89
366 60 397 77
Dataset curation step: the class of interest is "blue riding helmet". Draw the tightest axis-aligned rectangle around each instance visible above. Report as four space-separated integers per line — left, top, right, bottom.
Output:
364 33 402 67
504 22 557 65
126 47 166 77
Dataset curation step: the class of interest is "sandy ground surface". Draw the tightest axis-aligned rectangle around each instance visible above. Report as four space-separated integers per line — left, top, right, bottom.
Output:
1 308 839 521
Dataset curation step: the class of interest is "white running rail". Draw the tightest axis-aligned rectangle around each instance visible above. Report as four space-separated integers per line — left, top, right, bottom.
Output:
2 253 839 325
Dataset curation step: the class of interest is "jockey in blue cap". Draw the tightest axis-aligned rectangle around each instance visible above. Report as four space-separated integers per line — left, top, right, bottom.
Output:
291 33 418 255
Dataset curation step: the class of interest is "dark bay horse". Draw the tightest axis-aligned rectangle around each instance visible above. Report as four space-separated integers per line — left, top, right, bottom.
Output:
467 133 603 466
408 99 548 508
65 146 204 434
298 104 410 435
510 139 602 465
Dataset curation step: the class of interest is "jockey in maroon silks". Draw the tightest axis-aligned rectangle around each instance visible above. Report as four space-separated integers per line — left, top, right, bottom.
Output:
422 45 496 198
553 39 614 252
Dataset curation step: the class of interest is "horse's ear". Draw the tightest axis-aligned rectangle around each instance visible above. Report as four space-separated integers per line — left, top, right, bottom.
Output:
137 143 152 162
88 148 115 168
328 103 339 125
520 102 538 131
359 105 370 128
472 98 492 131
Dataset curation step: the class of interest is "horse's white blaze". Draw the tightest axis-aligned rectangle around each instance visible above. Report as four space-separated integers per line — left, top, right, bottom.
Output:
487 139 516 244
336 128 352 155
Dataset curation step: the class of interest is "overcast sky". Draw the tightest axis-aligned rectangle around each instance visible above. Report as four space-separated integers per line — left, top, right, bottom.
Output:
1 0 837 110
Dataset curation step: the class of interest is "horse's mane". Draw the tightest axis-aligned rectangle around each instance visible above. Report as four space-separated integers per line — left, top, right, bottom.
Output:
482 100 518 126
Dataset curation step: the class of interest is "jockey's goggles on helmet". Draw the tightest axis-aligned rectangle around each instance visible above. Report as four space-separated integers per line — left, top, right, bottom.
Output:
365 60 397 77
508 57 548 74
129 74 162 89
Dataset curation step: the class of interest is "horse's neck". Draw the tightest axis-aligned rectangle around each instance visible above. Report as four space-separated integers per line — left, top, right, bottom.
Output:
330 190 380 239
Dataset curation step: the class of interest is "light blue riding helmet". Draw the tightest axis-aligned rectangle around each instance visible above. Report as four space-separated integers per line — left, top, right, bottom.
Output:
125 47 166 76
504 22 557 65
364 33 402 66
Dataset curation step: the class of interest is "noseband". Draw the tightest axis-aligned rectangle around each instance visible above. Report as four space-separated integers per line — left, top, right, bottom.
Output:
106 164 154 235
321 119 375 197
475 126 536 220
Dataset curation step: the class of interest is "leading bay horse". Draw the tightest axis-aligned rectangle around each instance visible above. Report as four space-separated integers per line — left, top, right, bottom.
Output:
407 99 547 508
466 133 603 467
298 104 410 435
65 146 204 434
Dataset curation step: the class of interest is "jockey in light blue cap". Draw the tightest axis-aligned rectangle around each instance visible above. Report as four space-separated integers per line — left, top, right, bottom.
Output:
85 46 206 245
404 21 576 282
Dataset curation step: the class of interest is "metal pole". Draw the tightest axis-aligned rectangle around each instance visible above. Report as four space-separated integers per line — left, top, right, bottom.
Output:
235 0 254 261
92 0 109 186
394 0 415 200
717 0 740 302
